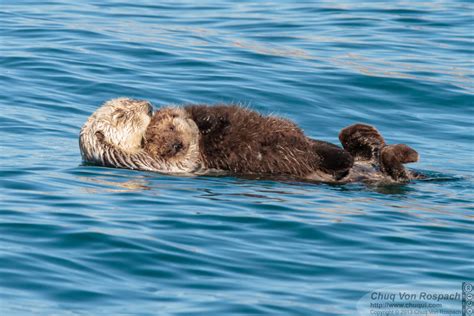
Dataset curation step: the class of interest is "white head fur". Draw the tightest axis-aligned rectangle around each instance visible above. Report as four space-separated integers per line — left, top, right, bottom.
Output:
79 98 205 174
79 98 153 164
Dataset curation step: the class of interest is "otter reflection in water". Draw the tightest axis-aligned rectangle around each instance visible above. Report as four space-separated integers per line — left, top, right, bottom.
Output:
80 98 422 183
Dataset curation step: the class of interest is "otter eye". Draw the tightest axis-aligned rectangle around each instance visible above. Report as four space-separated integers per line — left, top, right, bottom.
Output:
173 142 183 152
113 110 125 121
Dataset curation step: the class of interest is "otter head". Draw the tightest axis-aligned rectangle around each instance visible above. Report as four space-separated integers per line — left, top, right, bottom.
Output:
79 97 153 163
144 107 202 165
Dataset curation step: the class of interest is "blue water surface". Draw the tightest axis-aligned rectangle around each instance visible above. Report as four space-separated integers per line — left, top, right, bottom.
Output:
1 1 473 315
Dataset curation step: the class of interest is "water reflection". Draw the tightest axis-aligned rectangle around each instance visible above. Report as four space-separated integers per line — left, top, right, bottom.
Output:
78 176 151 193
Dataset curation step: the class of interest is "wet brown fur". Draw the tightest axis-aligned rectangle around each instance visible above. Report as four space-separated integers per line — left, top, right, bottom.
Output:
145 104 354 180
144 107 202 167
380 144 419 181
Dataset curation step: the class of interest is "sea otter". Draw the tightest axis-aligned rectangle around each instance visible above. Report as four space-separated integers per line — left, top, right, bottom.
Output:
80 98 421 183
144 104 420 182
79 98 205 174
144 105 356 181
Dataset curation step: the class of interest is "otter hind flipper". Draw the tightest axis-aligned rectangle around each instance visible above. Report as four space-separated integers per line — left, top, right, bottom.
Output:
310 140 354 180
379 144 419 181
339 124 386 161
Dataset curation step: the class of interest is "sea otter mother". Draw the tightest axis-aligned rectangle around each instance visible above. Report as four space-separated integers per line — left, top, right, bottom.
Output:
79 98 206 174
79 98 420 183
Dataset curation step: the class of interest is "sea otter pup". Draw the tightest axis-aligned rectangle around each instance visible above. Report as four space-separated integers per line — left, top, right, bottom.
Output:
145 105 420 182
79 98 204 174
145 105 356 181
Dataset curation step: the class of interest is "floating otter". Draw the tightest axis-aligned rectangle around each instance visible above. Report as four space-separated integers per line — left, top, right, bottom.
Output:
79 98 204 174
143 105 355 181
80 98 421 183
145 104 420 182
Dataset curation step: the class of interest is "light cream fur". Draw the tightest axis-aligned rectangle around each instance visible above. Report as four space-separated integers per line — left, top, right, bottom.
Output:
79 98 204 174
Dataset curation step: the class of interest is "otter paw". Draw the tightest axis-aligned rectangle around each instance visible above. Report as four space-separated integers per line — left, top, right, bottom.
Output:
379 144 419 181
339 123 386 161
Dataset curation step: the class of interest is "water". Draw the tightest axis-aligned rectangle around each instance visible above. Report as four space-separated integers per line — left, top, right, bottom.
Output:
1 1 473 315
